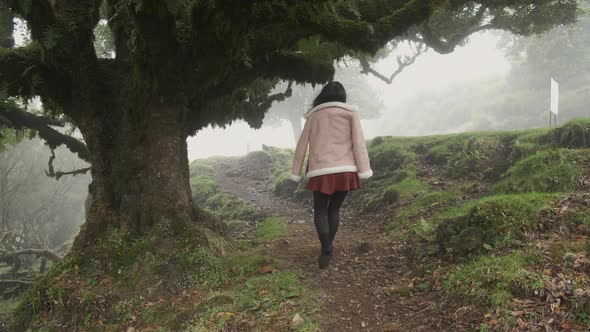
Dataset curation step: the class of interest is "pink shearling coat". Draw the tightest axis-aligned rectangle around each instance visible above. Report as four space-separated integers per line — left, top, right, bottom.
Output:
290 102 373 181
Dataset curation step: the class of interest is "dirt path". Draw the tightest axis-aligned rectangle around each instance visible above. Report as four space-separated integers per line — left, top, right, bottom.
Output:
212 161 449 331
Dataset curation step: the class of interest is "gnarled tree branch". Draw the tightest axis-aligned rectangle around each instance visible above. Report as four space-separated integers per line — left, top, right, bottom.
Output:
359 42 426 84
45 149 91 180
0 104 90 162
0 248 61 262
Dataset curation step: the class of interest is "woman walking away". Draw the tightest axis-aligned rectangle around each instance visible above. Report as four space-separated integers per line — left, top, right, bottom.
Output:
290 81 373 269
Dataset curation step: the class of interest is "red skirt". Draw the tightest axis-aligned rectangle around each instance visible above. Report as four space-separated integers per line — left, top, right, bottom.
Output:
306 172 361 195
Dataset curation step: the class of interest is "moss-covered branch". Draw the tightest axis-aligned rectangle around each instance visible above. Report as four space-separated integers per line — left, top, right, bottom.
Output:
257 52 335 84
0 0 14 48
190 79 294 133
0 43 45 98
0 104 90 162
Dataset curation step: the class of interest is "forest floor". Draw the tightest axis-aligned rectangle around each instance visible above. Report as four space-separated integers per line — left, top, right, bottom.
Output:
210 159 461 332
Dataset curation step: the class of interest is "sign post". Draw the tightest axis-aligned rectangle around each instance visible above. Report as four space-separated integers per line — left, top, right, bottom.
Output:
550 78 559 127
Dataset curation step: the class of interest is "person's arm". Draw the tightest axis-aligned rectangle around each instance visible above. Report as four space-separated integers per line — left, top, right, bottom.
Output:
351 112 373 179
291 118 311 181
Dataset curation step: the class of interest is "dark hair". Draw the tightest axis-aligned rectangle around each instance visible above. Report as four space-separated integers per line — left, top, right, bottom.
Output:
312 81 346 107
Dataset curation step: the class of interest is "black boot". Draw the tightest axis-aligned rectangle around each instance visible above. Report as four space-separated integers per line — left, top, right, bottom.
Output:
325 243 334 256
318 235 332 269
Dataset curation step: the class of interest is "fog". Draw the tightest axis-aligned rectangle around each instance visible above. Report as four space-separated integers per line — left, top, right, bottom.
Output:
187 31 510 161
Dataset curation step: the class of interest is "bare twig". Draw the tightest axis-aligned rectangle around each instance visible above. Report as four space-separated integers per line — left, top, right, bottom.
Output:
359 42 426 84
45 149 91 180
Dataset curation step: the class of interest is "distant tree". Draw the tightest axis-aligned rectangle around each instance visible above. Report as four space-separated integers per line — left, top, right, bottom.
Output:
0 134 89 297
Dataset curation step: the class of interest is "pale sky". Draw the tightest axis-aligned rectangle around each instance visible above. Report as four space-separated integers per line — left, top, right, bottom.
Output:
187 31 510 161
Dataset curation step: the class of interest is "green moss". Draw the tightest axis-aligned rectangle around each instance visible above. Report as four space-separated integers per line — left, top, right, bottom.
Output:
399 189 462 234
189 159 257 221
494 149 584 193
541 119 590 148
257 216 288 242
0 299 20 326
10 256 79 330
386 169 427 198
444 250 545 307
368 137 416 174
511 129 550 157
421 133 515 179
190 271 319 331
433 194 559 257
565 209 590 229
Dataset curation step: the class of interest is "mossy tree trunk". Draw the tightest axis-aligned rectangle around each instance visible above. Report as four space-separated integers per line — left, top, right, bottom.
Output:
72 93 226 260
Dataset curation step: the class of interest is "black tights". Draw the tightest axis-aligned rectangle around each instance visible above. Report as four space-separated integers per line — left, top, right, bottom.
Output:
313 191 348 256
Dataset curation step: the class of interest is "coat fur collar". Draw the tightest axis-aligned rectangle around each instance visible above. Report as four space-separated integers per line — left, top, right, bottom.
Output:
304 102 358 118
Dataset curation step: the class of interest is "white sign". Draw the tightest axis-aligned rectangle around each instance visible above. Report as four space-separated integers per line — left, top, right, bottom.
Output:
550 78 559 115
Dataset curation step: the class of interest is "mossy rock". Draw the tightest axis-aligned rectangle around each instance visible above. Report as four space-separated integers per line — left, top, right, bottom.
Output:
435 194 557 257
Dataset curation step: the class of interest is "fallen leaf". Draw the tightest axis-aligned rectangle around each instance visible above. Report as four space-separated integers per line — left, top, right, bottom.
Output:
259 265 273 274
511 310 525 317
215 312 234 318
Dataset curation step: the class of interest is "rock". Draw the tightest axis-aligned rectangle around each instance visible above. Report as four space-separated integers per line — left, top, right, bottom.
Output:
127 328 135 332
290 313 305 330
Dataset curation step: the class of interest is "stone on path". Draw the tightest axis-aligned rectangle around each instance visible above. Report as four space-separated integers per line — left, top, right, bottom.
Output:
290 313 305 330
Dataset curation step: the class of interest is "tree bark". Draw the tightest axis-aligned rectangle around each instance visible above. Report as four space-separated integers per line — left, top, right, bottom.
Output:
71 96 226 259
